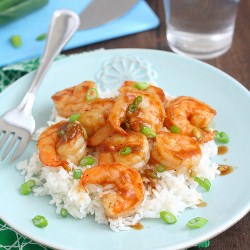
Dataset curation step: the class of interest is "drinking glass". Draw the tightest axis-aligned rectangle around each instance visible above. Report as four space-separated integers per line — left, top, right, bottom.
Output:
163 0 240 59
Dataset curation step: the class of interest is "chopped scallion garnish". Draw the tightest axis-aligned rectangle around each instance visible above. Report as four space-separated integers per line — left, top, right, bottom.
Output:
120 146 132 155
19 180 36 195
194 176 211 191
128 95 142 112
68 114 80 123
79 156 95 167
128 104 137 112
73 169 82 179
134 95 142 105
86 88 98 101
186 217 208 229
133 82 149 90
156 164 167 172
140 126 156 138
160 211 177 224
60 208 68 218
170 125 181 134
214 131 229 143
36 33 47 41
32 215 48 228
10 35 22 48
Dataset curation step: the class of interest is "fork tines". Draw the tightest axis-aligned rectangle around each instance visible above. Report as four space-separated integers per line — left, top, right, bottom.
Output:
0 119 31 162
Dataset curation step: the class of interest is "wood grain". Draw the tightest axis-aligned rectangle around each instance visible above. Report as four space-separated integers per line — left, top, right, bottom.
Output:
65 0 250 249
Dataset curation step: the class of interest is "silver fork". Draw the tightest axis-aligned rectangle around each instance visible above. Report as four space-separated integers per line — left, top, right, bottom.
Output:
0 10 80 162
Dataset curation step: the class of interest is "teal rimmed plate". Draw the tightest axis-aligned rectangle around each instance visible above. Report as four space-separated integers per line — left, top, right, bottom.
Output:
0 49 249 250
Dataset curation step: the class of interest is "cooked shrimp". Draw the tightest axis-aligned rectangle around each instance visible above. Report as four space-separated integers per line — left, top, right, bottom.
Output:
78 98 114 137
165 96 216 143
98 131 150 170
150 132 201 171
88 123 115 147
109 87 165 135
51 81 96 117
37 121 87 170
119 81 167 104
80 163 144 218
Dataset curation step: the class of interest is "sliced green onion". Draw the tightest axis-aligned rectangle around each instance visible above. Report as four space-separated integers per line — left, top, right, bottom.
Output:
128 104 137 112
120 146 132 155
134 95 142 105
32 215 48 228
86 88 98 101
133 82 149 90
170 125 181 134
140 126 156 138
73 169 82 179
194 176 211 191
36 33 47 41
160 211 177 224
19 185 31 195
68 114 80 123
60 208 68 218
186 217 208 229
214 131 229 143
19 180 36 195
128 96 143 112
10 35 22 48
27 180 36 187
156 164 167 172
79 156 95 167
204 178 211 189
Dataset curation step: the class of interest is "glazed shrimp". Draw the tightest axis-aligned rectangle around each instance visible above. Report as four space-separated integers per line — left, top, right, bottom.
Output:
109 87 165 135
37 121 87 170
98 131 150 170
51 81 96 117
78 98 114 137
119 81 167 104
150 132 201 172
165 96 216 143
88 123 115 147
80 163 144 218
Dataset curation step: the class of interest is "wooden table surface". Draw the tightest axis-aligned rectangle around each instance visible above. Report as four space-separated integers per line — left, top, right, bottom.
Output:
66 0 250 249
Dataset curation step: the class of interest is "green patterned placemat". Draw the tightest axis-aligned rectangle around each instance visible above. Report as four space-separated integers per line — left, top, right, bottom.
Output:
0 219 50 250
0 56 65 93
0 55 210 250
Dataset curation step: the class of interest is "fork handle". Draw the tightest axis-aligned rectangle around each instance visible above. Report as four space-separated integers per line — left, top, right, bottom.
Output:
16 10 80 114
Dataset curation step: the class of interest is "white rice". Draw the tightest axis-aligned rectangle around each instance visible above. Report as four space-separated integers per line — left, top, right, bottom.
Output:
17 91 220 232
17 136 219 232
